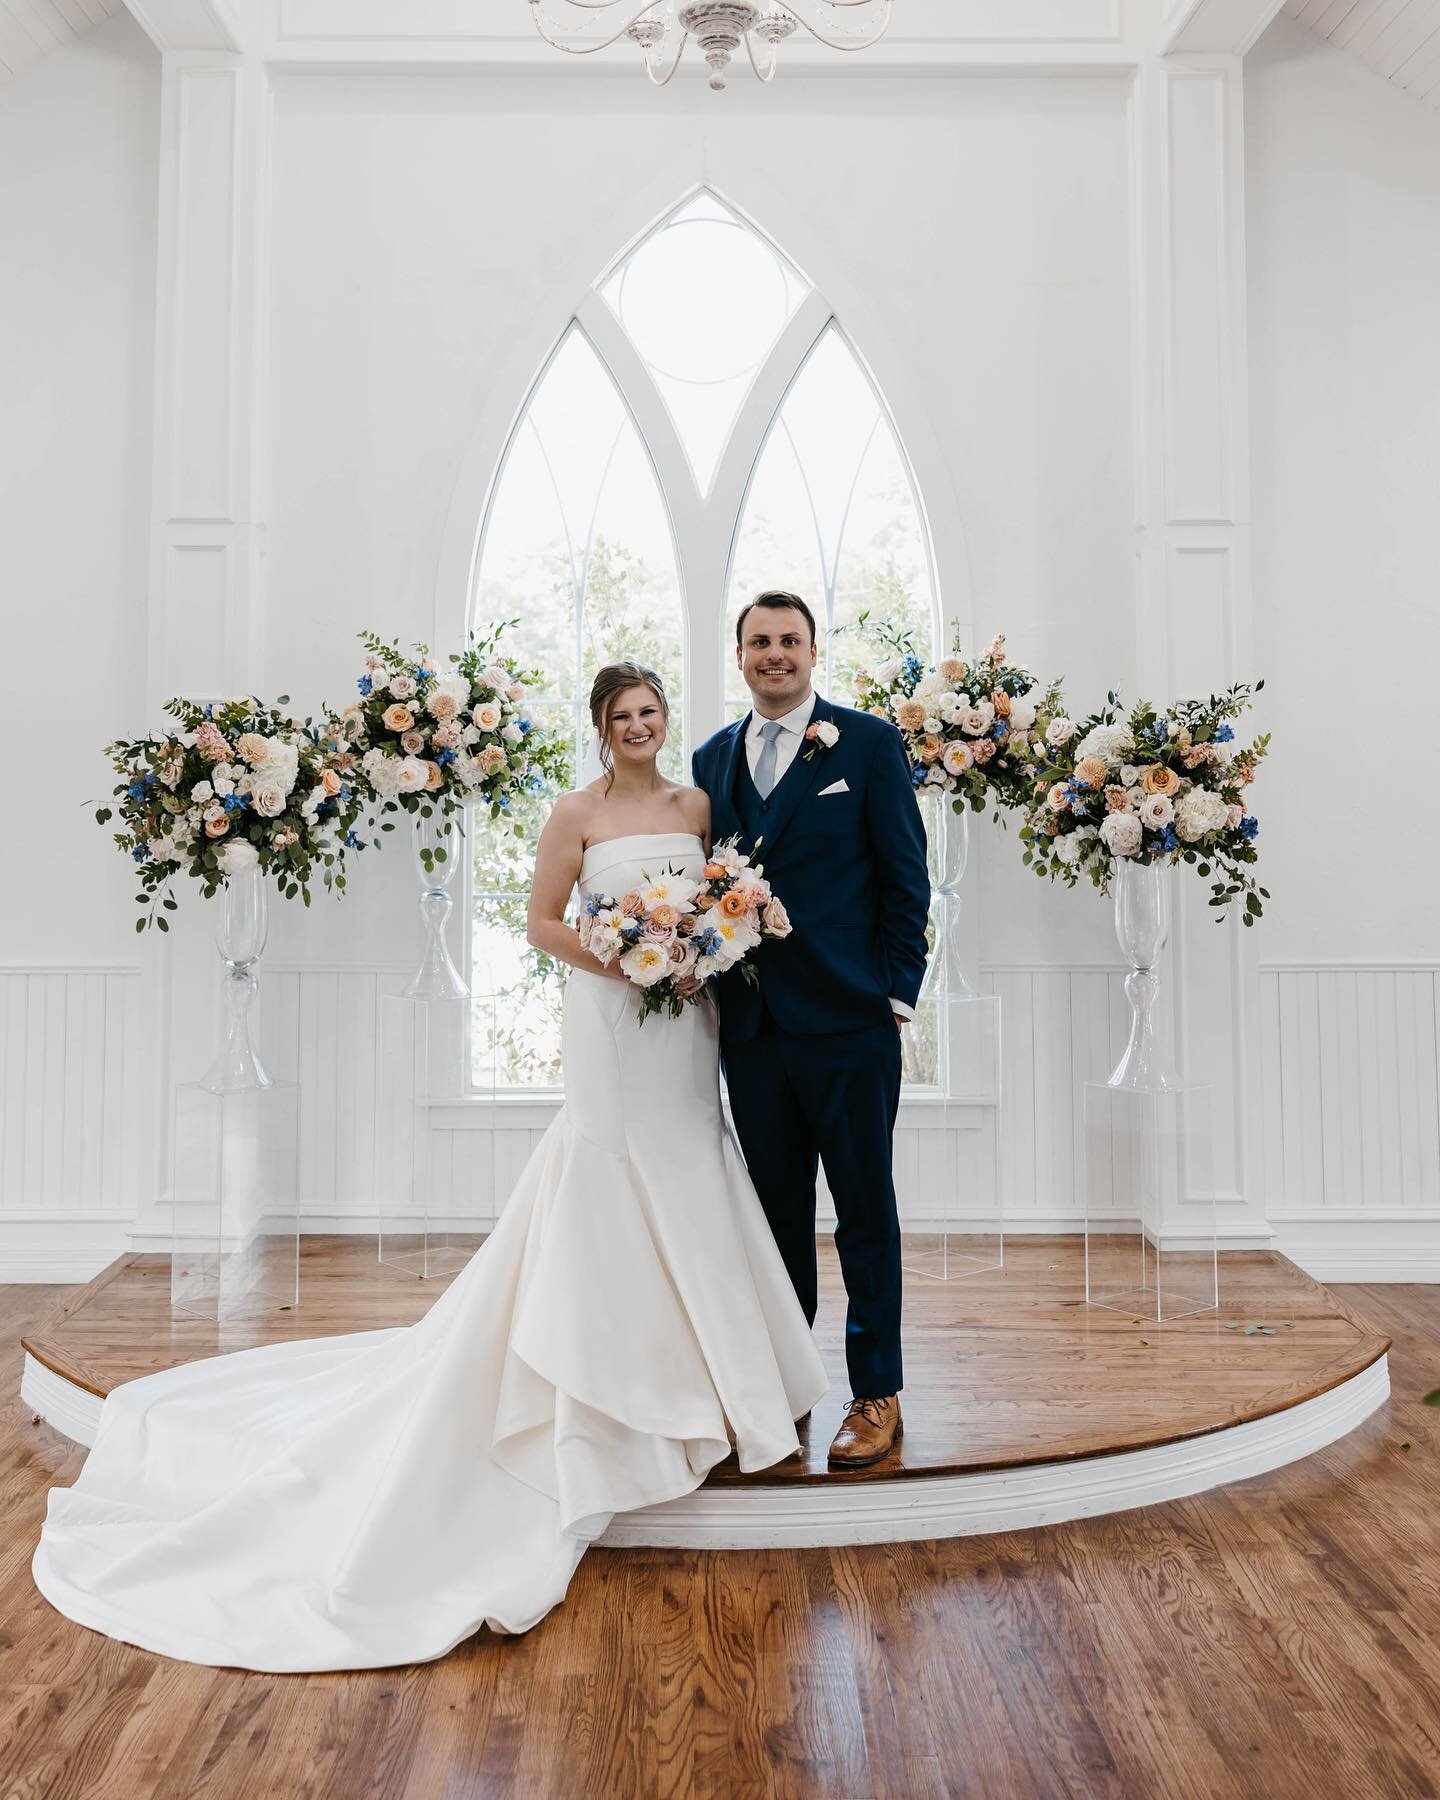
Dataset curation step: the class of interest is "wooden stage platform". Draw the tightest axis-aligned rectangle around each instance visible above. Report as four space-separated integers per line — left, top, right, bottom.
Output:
20 1236 1391 1549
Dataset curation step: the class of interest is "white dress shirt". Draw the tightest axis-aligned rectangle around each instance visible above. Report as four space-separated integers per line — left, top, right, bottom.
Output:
743 691 913 1023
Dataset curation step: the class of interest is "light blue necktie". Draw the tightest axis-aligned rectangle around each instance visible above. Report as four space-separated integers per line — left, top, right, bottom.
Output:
754 719 785 800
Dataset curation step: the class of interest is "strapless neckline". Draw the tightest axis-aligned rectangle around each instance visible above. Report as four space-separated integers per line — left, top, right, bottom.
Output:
579 831 704 878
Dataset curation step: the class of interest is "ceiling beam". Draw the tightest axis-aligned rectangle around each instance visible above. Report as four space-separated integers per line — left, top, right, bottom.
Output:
1160 0 1287 56
121 0 243 53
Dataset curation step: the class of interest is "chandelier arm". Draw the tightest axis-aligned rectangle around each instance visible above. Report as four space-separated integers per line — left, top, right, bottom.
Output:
643 26 690 84
768 0 894 53
744 30 781 82
527 0 672 55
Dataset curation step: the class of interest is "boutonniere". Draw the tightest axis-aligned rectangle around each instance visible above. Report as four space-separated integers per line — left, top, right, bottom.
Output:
802 719 840 763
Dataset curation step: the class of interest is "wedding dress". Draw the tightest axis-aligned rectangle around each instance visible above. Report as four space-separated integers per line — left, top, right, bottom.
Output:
32 832 828 1671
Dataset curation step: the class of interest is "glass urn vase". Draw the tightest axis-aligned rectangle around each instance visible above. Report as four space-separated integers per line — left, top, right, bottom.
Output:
405 811 470 1001
1108 858 1181 1091
200 866 272 1094
919 794 976 1003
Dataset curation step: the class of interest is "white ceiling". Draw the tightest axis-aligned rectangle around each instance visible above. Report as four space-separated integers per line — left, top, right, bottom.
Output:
0 0 119 88
1283 0 1440 110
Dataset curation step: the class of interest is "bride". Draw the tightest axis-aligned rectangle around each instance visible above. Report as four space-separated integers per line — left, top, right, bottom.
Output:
31 661 828 1672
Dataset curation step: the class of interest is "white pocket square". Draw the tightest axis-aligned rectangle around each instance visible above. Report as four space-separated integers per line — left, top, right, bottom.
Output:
818 778 850 796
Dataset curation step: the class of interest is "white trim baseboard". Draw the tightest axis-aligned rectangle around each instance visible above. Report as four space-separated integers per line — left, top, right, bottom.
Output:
0 1217 133 1284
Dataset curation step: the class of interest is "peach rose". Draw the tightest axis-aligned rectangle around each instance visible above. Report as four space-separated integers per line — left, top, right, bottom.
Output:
422 760 445 791
991 691 1012 718
1141 764 1181 797
506 684 525 703
204 815 230 838
918 735 943 765
320 768 342 797
472 702 502 732
895 699 927 732
1048 782 1071 811
236 732 269 766
719 890 749 919
762 894 793 938
1074 758 1108 789
619 892 646 917
338 708 365 741
382 704 414 733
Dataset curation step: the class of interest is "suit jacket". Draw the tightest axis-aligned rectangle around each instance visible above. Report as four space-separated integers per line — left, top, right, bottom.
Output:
691 694 931 1044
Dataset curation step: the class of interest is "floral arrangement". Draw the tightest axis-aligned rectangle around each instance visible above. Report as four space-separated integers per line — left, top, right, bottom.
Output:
577 836 793 1023
336 625 569 850
848 617 1055 815
1018 682 1270 922
97 696 366 931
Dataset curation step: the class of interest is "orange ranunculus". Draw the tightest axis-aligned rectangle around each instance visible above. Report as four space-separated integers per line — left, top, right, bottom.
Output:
1141 763 1180 797
918 735 943 765
703 861 727 879
719 890 749 919
650 903 678 928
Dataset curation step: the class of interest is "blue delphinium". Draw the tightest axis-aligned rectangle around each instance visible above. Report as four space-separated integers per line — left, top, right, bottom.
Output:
1239 814 1259 841
131 843 150 863
357 674 374 697
435 748 457 767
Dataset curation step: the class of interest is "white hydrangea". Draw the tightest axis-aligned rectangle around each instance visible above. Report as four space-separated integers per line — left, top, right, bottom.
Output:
1100 812 1143 857
1076 724 1134 768
1175 786 1230 842
362 747 404 798
1055 832 1084 867
216 839 260 876
915 671 948 701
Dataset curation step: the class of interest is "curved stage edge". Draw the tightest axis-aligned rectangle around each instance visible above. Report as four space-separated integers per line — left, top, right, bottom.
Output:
19 1241 1392 1552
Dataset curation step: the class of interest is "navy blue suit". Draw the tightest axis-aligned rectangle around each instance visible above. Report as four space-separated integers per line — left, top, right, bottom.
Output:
691 694 930 1398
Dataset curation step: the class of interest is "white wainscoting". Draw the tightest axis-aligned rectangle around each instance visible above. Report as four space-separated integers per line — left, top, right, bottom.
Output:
6 961 1437 1281
0 967 143 1280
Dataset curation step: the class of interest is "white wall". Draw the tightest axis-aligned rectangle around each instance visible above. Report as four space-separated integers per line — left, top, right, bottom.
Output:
0 12 158 1273
1246 15 1440 1268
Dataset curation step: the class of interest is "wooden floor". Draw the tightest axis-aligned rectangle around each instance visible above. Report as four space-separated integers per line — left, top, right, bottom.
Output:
20 1238 1388 1483
4 1260 1438 1796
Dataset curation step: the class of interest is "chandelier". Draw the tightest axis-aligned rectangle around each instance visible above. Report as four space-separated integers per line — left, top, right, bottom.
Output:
527 1 895 92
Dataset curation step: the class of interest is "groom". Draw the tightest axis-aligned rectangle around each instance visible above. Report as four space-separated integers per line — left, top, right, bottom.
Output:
693 591 930 1467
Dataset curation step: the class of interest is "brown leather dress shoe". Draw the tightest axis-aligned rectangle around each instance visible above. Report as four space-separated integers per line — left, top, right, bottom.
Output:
827 1395 903 1468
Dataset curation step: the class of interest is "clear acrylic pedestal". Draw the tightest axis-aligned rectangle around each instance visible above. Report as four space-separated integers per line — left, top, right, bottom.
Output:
1083 1082 1217 1321
171 1080 300 1320
377 989 496 1281
903 994 1003 1282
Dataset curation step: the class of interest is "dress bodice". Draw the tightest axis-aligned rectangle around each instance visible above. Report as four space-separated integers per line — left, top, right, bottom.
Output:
578 832 705 901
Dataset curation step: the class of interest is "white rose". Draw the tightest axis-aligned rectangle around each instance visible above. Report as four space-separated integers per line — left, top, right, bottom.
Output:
925 765 950 786
389 674 417 700
482 664 510 692
958 706 992 738
213 775 234 798
1176 787 1230 843
1007 696 1037 734
923 717 942 736
251 778 289 818
1046 717 1076 748
1055 832 1084 867
875 658 903 685
1100 812 1143 857
1138 793 1174 830
191 780 214 804
501 722 523 745
1077 724 1134 768
814 720 840 748
395 757 428 794
934 691 960 724
462 725 481 746
217 839 260 876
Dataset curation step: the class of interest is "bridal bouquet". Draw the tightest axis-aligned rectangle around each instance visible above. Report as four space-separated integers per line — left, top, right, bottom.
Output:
1018 682 1270 921
337 625 569 832
97 695 366 931
578 836 793 1023
849 619 1054 815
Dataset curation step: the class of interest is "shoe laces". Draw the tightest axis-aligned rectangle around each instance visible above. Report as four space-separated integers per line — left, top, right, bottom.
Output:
843 1396 891 1429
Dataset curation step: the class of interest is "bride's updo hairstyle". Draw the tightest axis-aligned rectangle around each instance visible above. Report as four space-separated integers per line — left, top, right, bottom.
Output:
589 662 670 793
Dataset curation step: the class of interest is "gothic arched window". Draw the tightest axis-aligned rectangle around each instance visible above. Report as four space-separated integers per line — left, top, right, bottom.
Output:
471 191 939 1090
